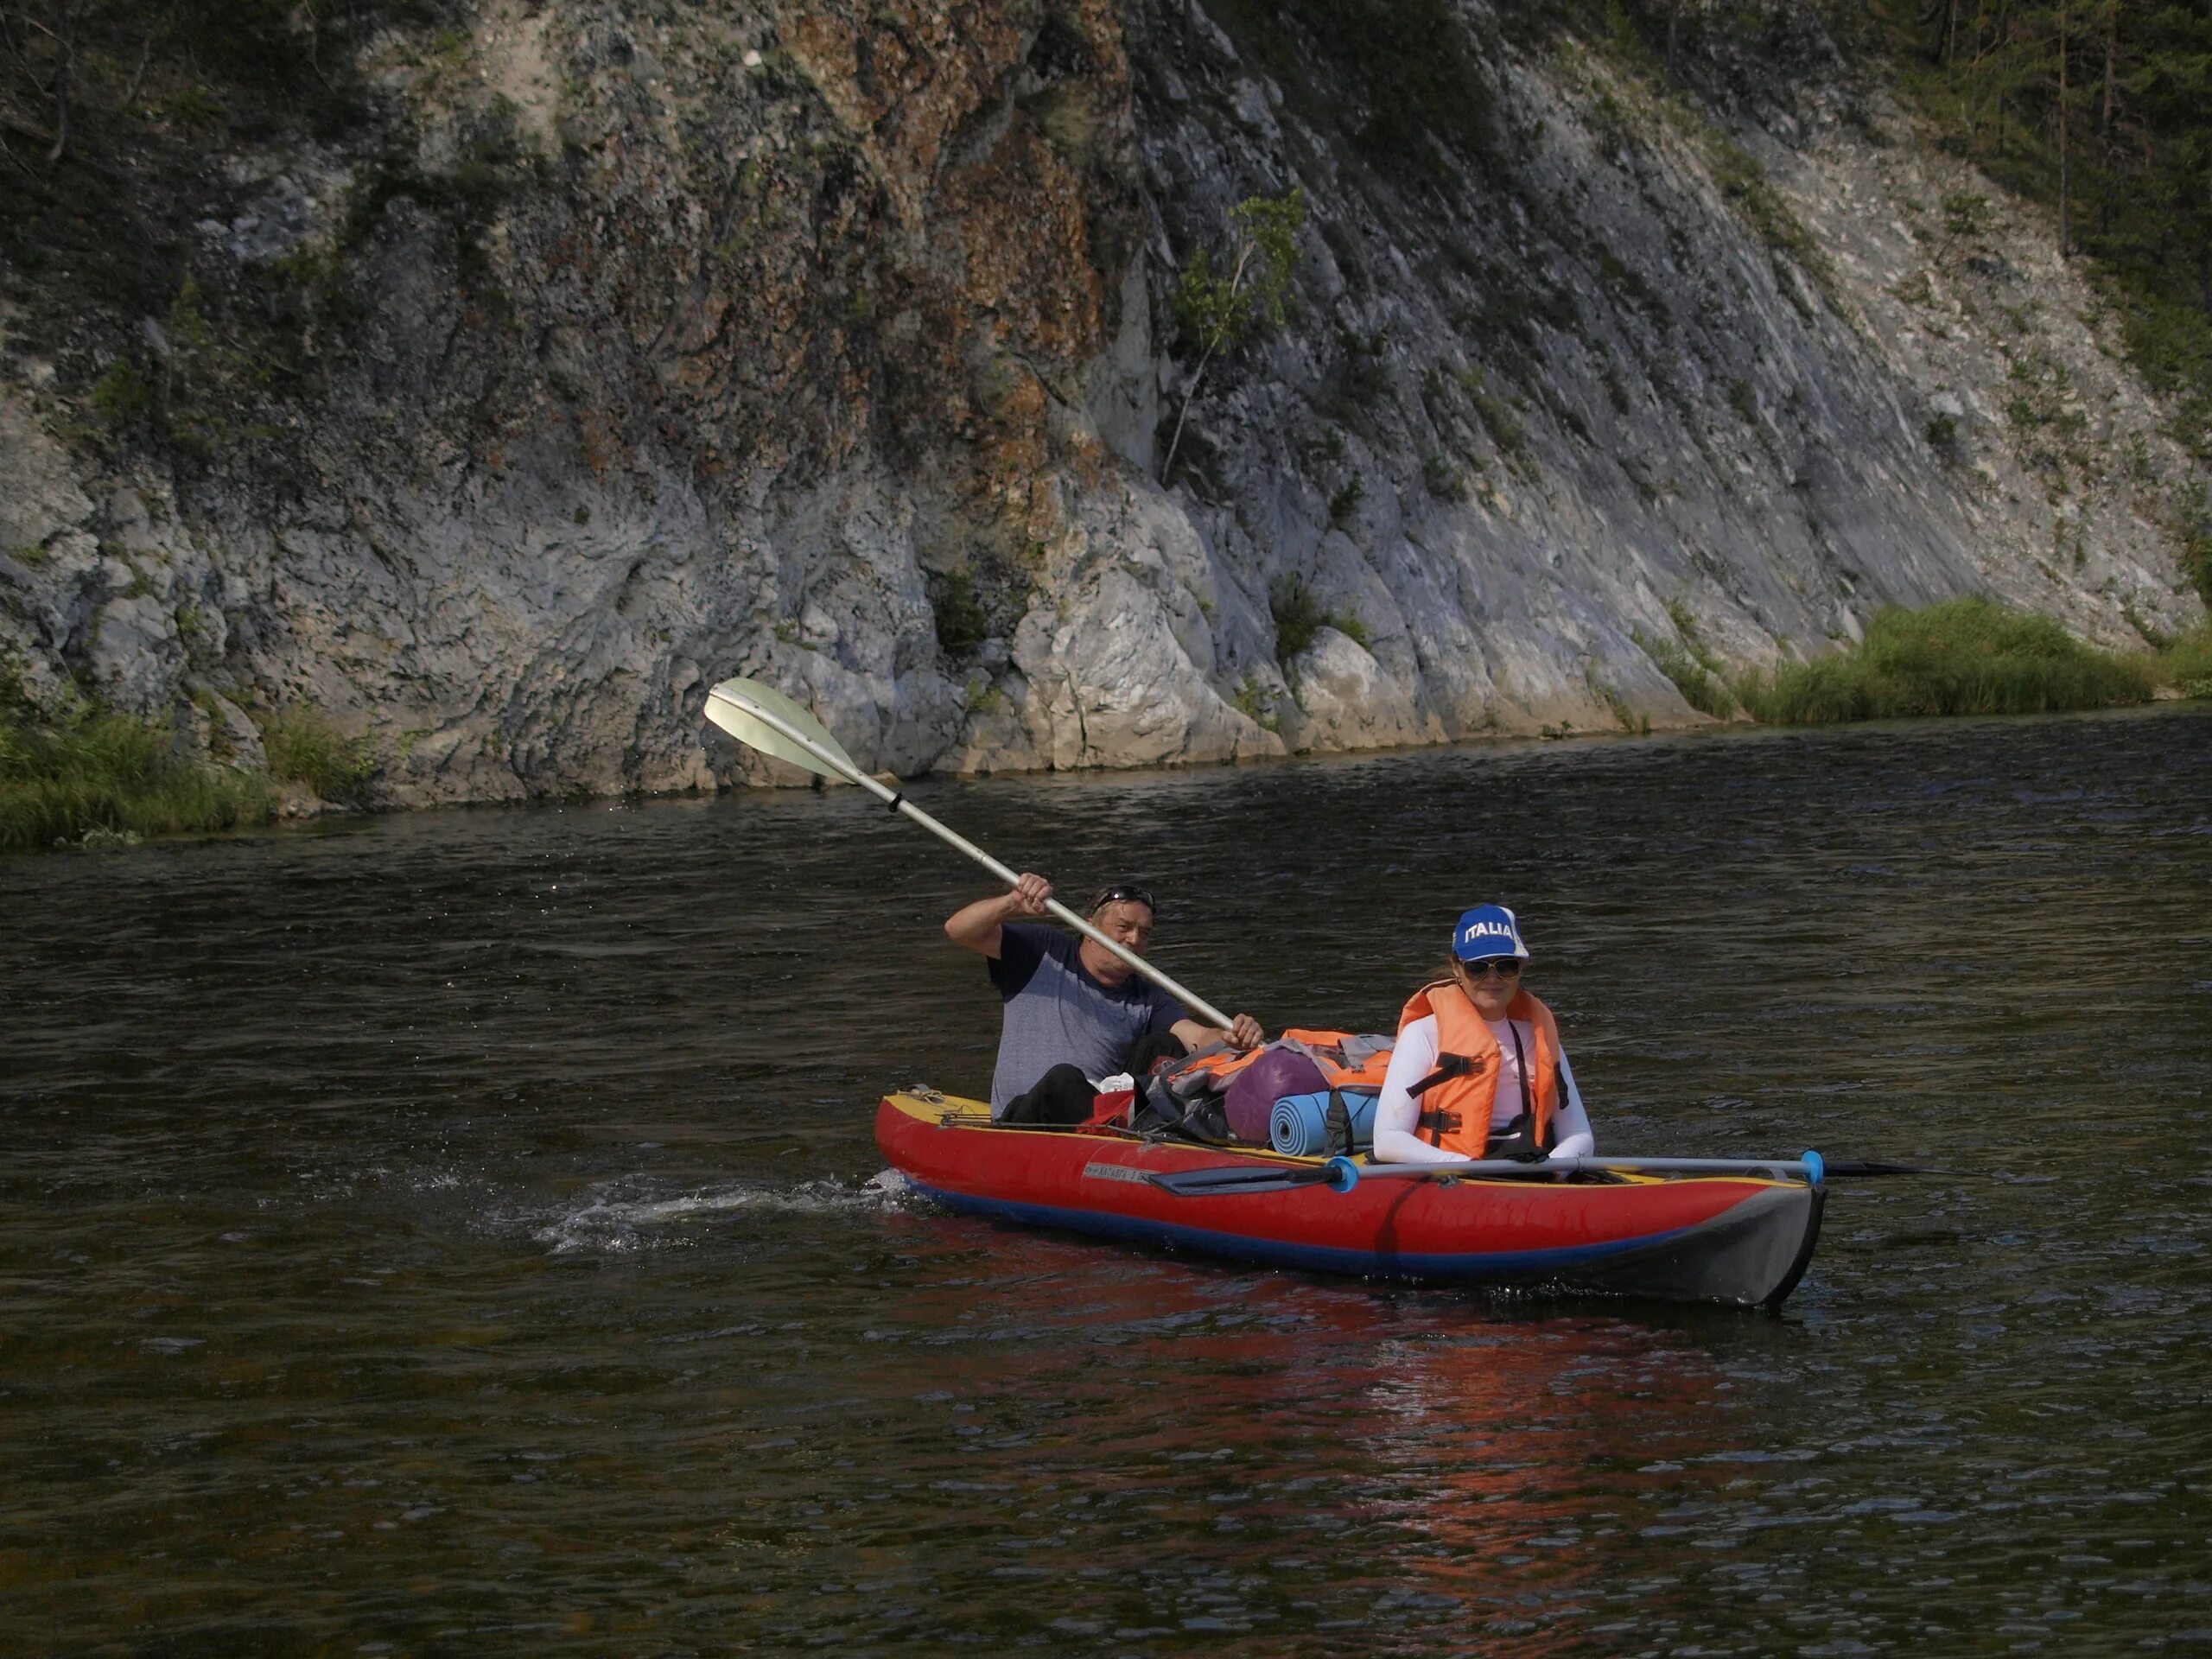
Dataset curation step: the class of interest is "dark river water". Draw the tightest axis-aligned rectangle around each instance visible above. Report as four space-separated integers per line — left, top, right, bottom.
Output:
4 704 2210 1656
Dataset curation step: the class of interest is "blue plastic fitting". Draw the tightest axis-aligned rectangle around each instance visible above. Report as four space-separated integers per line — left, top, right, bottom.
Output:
1325 1155 1362 1194
1800 1149 1826 1187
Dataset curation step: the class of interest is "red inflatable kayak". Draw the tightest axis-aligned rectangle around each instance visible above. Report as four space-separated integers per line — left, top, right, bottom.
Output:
878 1090 1827 1309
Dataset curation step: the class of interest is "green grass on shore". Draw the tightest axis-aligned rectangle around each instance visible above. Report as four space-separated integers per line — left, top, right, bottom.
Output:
0 697 378 854
2148 627 2212 701
1729 599 2196 724
0 708 275 853
6 602 2204 853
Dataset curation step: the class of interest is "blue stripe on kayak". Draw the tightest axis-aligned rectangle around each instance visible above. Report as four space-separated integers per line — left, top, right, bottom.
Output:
906 1182 1697 1282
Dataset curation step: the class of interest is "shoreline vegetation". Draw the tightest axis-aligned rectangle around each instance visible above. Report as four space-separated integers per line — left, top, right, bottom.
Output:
4 600 2209 855
1664 597 2212 724
0 696 375 855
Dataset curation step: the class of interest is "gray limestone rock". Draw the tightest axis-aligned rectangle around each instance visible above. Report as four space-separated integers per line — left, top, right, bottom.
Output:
1280 627 1429 753
0 0 2203 810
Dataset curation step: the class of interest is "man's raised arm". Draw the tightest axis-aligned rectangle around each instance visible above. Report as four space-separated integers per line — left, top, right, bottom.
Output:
944 872 1053 960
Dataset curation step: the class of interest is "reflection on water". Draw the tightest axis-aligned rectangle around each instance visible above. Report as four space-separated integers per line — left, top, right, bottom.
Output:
2 703 2209 1653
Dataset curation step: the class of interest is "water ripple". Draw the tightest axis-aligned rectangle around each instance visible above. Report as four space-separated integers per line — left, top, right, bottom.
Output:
2 703 2209 1653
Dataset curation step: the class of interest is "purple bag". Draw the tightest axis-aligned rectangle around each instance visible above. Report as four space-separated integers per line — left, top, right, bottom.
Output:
1222 1047 1329 1144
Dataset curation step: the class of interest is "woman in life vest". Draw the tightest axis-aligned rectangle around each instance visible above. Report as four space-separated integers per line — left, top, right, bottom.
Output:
1370 904 1595 1166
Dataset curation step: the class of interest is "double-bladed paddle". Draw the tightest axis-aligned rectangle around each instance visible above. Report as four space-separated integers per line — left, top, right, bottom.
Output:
702 675 1238 1030
1148 1152 1937 1198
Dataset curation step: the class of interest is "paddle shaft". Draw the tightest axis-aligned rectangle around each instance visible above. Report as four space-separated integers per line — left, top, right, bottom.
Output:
1148 1146 1944 1197
1334 1153 1827 1185
707 688 1239 1031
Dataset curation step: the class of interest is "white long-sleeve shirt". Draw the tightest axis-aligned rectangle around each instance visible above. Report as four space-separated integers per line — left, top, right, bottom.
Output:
1370 1013 1595 1165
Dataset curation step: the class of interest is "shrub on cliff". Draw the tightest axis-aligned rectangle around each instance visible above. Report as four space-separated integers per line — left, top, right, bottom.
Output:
1163 189 1307 478
1270 580 1368 668
1732 598 2157 722
924 547 1041 664
925 569 992 659
258 706 378 804
1636 621 1738 719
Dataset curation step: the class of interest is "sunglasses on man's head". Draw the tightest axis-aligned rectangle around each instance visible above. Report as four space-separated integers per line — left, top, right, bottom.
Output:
1092 884 1155 913
1461 957 1522 978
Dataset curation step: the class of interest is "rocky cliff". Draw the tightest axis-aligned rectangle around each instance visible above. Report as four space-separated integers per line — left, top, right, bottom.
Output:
2 0 2203 803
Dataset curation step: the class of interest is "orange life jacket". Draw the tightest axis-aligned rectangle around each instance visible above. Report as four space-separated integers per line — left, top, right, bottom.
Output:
1165 1027 1395 1093
1395 982 1560 1159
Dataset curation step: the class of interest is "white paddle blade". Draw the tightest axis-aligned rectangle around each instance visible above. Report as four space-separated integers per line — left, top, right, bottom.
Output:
704 677 860 779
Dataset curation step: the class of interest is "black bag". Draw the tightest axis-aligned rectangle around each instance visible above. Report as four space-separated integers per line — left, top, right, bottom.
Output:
999 1064 1096 1128
1129 1071 1235 1145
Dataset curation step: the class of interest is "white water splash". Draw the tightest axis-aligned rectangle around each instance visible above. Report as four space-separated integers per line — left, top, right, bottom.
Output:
534 1170 912 1255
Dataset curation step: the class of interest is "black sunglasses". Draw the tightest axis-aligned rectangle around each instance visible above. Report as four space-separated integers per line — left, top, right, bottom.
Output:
1460 957 1522 978
1091 883 1155 913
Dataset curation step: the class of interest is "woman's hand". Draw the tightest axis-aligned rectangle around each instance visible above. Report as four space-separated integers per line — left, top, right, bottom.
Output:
1486 1116 1548 1162
1228 1014 1264 1050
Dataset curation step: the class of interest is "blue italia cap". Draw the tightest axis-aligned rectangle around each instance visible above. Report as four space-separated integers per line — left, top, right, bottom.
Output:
1452 904 1530 962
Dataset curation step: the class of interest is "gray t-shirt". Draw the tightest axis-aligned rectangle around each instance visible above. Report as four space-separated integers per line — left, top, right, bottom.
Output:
988 924 1185 1115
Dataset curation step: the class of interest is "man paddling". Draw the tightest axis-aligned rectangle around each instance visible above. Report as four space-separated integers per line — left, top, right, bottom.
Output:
945 874 1265 1123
